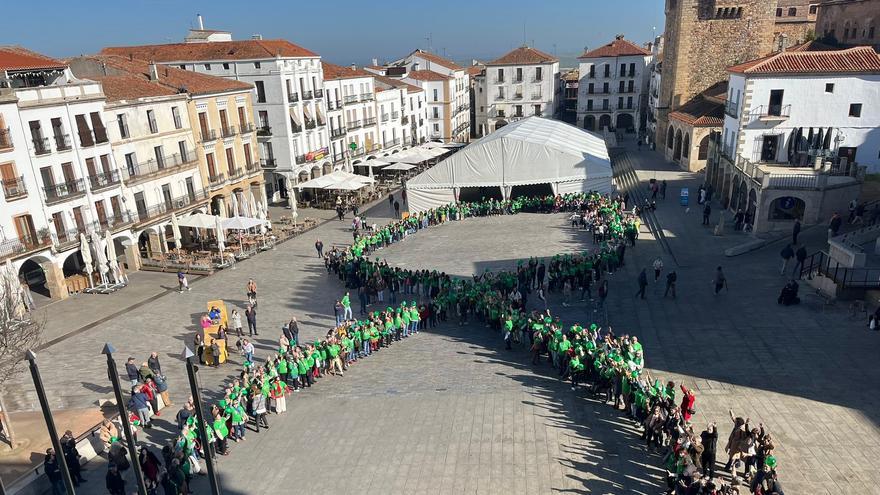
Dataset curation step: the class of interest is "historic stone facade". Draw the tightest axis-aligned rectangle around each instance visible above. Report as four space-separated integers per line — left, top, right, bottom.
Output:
773 0 819 49
816 0 880 49
655 0 777 148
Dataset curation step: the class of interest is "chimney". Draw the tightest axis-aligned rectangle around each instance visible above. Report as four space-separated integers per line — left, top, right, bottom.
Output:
251 34 263 40
350 63 357 70
197 14 204 30
149 61 159 81
615 34 625 40
372 58 378 66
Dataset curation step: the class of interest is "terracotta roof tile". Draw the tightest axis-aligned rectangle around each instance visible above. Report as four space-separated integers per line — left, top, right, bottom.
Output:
409 49 462 71
579 37 650 59
728 46 880 75
669 82 727 127
70 55 252 99
101 39 318 62
373 74 422 93
322 62 373 80
488 46 558 66
788 40 838 52
466 65 484 76
406 70 451 82
0 46 66 71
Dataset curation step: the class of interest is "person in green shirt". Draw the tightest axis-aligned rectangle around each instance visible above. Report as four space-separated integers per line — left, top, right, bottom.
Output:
409 305 421 335
211 405 229 455
341 292 352 320
328 342 343 375
503 315 514 350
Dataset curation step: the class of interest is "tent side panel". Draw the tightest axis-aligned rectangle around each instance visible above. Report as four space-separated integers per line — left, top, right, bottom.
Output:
407 188 456 214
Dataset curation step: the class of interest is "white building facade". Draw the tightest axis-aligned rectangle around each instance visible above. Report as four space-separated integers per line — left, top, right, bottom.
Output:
577 36 652 135
480 46 560 134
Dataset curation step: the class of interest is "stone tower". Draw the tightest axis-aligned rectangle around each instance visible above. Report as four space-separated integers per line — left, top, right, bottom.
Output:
656 0 777 145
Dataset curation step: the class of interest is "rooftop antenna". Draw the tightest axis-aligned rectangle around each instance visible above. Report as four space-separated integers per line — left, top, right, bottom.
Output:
523 21 527 46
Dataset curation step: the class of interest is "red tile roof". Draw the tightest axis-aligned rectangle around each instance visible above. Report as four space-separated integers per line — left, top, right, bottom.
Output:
373 74 423 93
669 81 727 127
489 46 557 66
322 62 373 80
0 46 66 71
101 39 318 62
728 46 880 75
788 40 837 52
406 70 451 82
466 65 484 77
578 37 650 59
69 55 252 100
409 49 462 71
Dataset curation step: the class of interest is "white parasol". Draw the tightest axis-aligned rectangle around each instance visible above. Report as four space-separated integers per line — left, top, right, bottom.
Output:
261 198 272 231
92 235 109 284
231 193 240 218
287 177 299 225
105 230 121 283
79 233 94 287
248 190 259 217
257 202 267 234
171 212 183 253
215 215 226 256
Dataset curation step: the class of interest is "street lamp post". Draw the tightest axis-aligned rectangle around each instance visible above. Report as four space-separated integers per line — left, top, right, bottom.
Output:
101 343 147 495
183 346 221 495
24 350 76 495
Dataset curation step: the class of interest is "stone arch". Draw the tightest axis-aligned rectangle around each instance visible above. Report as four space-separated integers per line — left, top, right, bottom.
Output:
698 135 710 160
62 250 86 278
682 133 690 159
666 126 674 149
598 114 612 131
391 149 400 154
321 161 332 175
310 165 321 179
495 119 509 131
746 188 758 225
616 113 634 130
767 195 806 221
210 194 225 216
673 129 683 161
730 178 741 210
735 179 748 211
297 171 310 183
18 255 52 299
584 115 596 131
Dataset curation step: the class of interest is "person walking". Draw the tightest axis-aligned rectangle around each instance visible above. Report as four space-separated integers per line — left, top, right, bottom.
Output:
702 202 712 226
231 309 243 338
792 218 801 245
660 180 667 200
792 244 808 278
177 270 190 292
597 280 609 308
713 266 727 295
652 257 663 283
664 270 677 298
245 304 257 336
241 339 255 364
635 269 648 299
779 244 794 275
341 291 353 320
394 200 400 217
829 212 843 238
315 239 324 258
125 357 139 388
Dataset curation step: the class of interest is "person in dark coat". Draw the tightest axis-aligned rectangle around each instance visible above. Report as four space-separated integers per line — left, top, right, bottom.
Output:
700 423 719 480
702 203 712 226
125 357 140 388
792 245 808 277
61 430 85 485
792 218 801 245
43 448 65 495
105 464 126 495
635 269 648 299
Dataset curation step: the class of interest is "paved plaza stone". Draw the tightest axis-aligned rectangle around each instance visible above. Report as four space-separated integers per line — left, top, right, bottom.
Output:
3 146 880 494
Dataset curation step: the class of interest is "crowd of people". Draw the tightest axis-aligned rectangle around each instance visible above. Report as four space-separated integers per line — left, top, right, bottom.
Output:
78 192 780 494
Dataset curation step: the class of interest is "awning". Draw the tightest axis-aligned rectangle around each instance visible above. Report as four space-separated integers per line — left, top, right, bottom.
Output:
384 163 417 171
355 159 391 169
176 213 219 229
328 178 370 191
289 108 301 126
297 170 375 190
222 216 265 230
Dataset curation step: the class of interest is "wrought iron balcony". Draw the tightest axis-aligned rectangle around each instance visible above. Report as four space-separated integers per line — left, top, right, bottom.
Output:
360 93 374 102
200 129 218 142
493 77 504 84
246 161 261 174
513 76 523 83
208 173 226 187
221 125 237 138
257 125 272 137
381 114 390 122
43 179 86 203
363 117 377 126
495 94 505 101
344 95 359 105
384 138 401 148
0 127 12 150
350 147 365 158
54 134 72 151
122 152 198 184
512 93 523 100
295 154 307 165
348 120 362 129
288 92 300 103
2 176 27 200
134 189 210 225
391 111 400 120
752 104 791 121
305 119 316 130
88 170 121 191
228 167 245 180
1 232 53 261
301 90 313 100
330 127 346 139
32 137 51 155
240 122 255 133
333 152 346 163
291 122 303 134
260 158 277 169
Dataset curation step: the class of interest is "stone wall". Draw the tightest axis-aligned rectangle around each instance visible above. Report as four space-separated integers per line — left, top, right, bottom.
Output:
815 0 880 48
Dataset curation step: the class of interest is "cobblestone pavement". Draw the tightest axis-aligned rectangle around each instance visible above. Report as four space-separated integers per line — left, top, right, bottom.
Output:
5 153 880 493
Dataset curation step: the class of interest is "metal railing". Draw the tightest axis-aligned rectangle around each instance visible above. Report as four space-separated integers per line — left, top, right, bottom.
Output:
2 176 27 200
330 127 346 138
32 137 51 155
200 129 217 142
363 117 377 126
221 125 237 138
208 173 226 187
531 93 542 100
344 95 359 105
350 147 365 157
123 152 197 182
348 120 362 129
384 138 401 148
495 94 505 100
288 92 300 103
246 161 261 174
43 179 85 203
381 114 389 122
292 123 303 134
315 89 324 98
513 76 523 83
295 154 307 165
493 78 504 84
260 158 277 169
257 125 272 136
391 111 400 119
0 127 12 149
95 211 136 232
228 167 245 181
333 152 345 163
54 134 72 151
301 90 313 100
725 100 739 118
800 251 880 290
240 122 255 133
0 233 54 260
88 170 121 190
751 104 791 119
360 93 373 102
134 189 210 225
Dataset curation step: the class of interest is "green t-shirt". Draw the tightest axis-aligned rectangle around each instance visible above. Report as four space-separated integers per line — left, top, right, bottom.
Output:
341 295 351 308
328 344 340 358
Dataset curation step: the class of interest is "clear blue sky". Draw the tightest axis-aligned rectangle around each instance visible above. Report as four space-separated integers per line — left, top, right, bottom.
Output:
3 0 664 68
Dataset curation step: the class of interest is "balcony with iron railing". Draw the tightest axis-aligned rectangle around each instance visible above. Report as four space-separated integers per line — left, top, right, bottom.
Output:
2 176 27 200
260 158 277 169
495 94 505 101
363 117 377 126
360 93 373 102
173 115 183 129
95 210 137 232
200 129 218 142
240 122 255 134
0 127 12 150
368 143 381 152
228 167 245 181
257 125 272 137
221 125 237 138
725 100 739 118
333 152 346 163
54 134 72 152
350 147 365 158
381 114 390 123
246 161 261 175
123 152 198 185
513 76 523 83
208 173 226 188
315 89 324 98
532 76 543 83
301 90 313 100
1 232 54 261
305 119 316 130
751 104 791 122
344 95 359 105
32 137 51 156
88 170 121 191
493 77 504 84
348 119 362 130
134 189 210 225
530 93 542 100
384 138 401 148
330 127 346 139
43 178 86 204
288 92 299 103
391 111 400 120
512 111 524 118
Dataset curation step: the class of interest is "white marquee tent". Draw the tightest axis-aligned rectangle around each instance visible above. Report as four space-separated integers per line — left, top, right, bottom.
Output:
405 117 613 213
